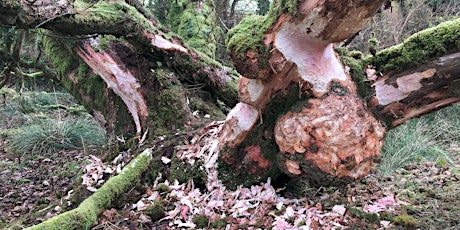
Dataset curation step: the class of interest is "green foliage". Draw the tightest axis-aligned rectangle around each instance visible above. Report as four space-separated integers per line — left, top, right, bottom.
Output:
145 200 166 221
8 118 106 155
378 103 460 175
192 214 209 228
0 27 17 51
393 214 418 228
151 0 170 24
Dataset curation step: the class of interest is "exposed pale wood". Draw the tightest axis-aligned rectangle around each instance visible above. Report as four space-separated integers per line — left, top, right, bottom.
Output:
221 0 387 179
371 52 460 127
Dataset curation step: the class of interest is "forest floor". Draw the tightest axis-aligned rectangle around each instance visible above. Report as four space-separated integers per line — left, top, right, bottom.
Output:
0 86 459 229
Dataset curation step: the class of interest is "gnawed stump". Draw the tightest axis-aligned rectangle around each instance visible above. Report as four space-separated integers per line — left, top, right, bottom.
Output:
275 94 385 179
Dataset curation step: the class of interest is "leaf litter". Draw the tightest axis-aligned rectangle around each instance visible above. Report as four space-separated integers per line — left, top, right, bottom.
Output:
1 121 459 229
96 121 444 230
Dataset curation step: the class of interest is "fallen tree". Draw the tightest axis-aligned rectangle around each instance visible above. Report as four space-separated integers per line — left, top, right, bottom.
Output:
0 0 459 188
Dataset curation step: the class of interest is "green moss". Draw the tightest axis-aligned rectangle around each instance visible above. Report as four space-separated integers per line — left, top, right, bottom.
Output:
189 97 226 120
210 218 227 228
43 35 78 77
227 14 268 56
73 0 155 33
396 189 417 202
148 69 190 135
379 211 396 221
393 214 418 228
168 0 218 58
98 35 124 51
192 214 209 228
349 50 363 60
371 18 460 72
145 200 166 221
153 183 170 193
170 155 207 187
226 0 300 57
401 205 418 215
339 54 371 98
346 206 379 224
368 37 379 56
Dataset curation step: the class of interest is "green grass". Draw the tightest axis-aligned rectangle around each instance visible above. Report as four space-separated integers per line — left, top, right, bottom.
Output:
378 103 460 175
7 118 107 156
1 87 104 156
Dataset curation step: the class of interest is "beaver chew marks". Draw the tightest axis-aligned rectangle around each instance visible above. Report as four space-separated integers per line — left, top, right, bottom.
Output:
274 94 385 179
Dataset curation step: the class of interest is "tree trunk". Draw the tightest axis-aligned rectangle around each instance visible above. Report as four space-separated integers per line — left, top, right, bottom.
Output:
368 18 460 127
1 0 238 140
217 1 460 186
0 0 459 188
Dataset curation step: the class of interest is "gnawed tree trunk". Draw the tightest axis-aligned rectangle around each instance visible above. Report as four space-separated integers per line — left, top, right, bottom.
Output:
216 1 460 187
368 18 460 127
219 0 389 185
0 0 459 189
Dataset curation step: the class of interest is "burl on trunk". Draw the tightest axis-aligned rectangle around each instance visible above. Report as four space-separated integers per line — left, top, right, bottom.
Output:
219 0 389 181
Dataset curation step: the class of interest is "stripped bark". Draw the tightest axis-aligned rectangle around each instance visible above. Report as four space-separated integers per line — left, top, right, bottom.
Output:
371 52 460 126
368 18 460 127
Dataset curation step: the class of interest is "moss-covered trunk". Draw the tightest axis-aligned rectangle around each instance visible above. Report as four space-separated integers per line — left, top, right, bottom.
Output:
368 18 460 127
216 0 460 187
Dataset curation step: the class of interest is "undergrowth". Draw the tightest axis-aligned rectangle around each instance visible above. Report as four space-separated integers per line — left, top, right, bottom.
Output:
7 118 106 156
378 103 460 175
1 87 106 156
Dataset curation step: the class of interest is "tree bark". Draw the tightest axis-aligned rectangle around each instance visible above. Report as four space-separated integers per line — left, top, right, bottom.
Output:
218 0 459 186
1 0 459 188
1 0 238 139
220 0 388 184
368 18 460 127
